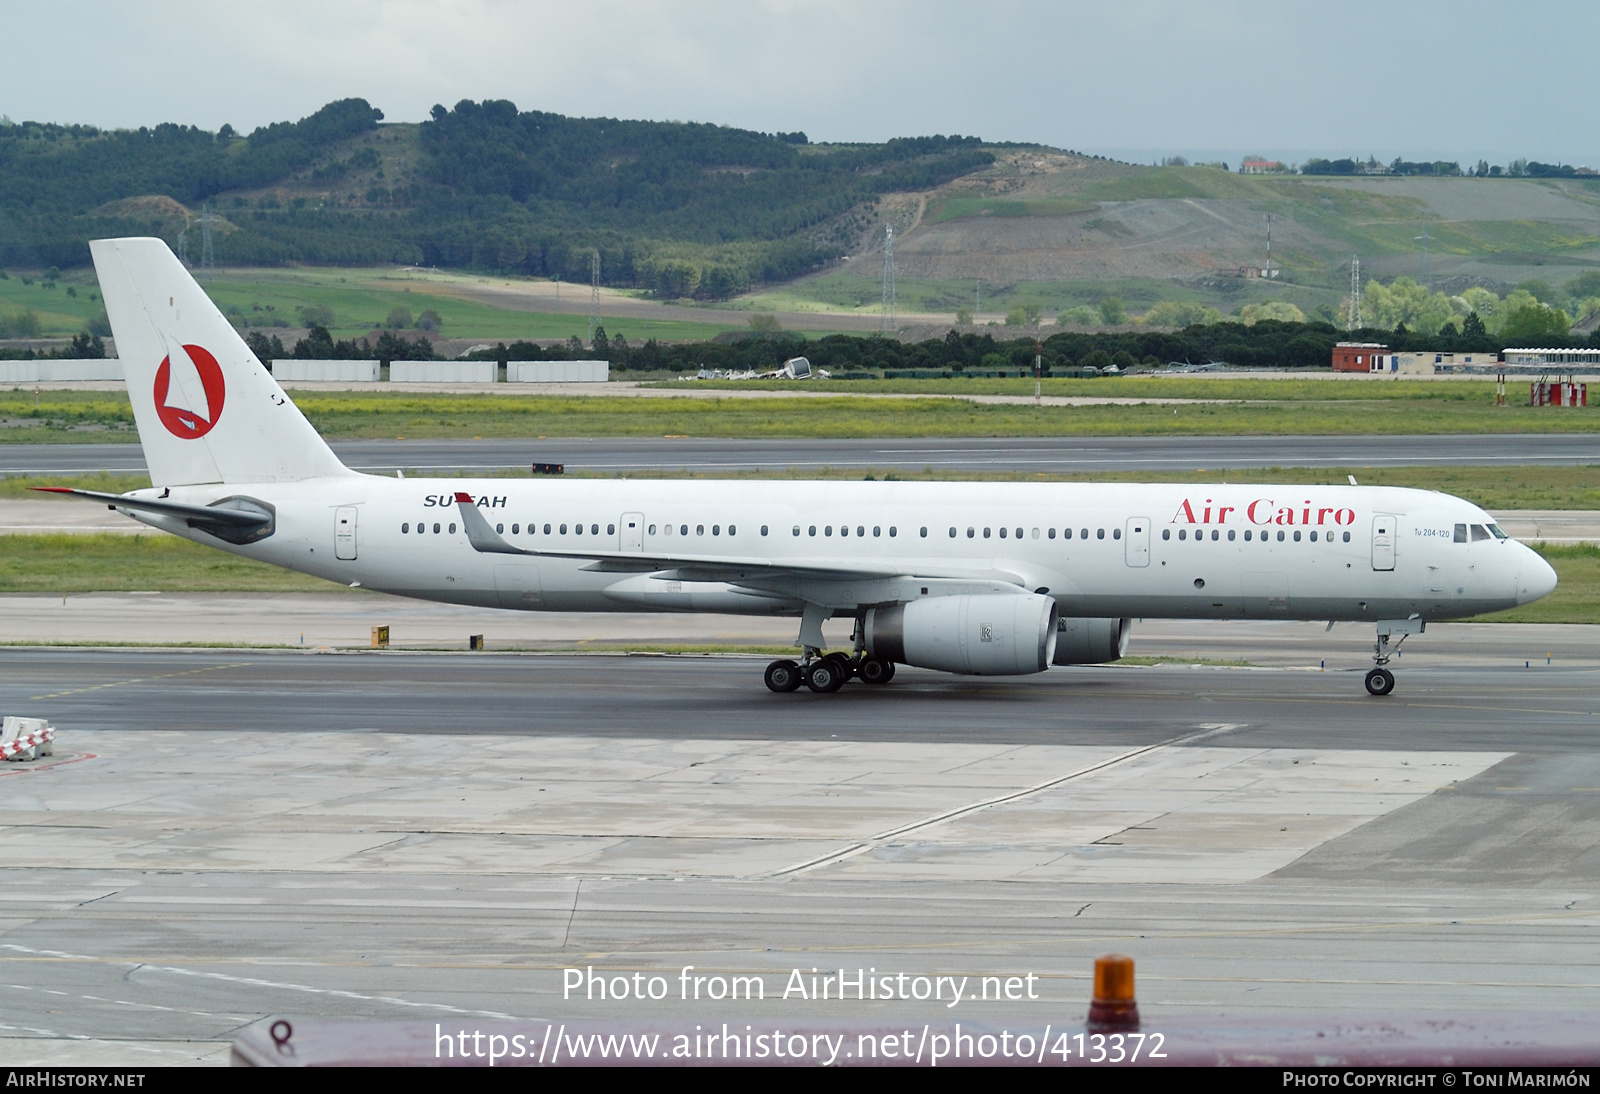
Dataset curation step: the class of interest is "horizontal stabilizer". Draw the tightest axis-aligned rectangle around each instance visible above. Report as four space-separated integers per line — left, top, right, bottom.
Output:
33 486 275 545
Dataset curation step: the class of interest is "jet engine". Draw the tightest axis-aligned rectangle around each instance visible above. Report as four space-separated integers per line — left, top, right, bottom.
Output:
1051 617 1132 665
865 593 1058 675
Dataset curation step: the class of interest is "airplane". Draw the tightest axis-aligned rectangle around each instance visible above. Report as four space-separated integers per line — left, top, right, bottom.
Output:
39 238 1557 698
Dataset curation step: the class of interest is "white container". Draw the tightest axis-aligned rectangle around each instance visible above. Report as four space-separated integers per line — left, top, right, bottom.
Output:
271 359 380 382
507 360 609 383
390 360 498 383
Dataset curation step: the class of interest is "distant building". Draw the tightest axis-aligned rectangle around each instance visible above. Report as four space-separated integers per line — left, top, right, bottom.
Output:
1332 342 1391 372
1240 159 1284 175
1501 347 1600 369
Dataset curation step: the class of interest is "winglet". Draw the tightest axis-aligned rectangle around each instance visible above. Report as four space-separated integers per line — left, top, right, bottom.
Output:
454 495 528 555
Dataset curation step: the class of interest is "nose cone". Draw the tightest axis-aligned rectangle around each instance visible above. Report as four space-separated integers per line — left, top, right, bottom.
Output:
1518 548 1558 604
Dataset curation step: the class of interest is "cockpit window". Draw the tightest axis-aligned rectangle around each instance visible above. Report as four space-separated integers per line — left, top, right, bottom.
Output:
1453 523 1468 543
1487 524 1508 540
1470 524 1492 542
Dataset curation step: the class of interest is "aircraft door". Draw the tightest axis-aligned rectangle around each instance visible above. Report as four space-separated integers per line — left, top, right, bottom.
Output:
1125 517 1150 567
1371 514 1396 571
334 506 357 560
621 512 644 552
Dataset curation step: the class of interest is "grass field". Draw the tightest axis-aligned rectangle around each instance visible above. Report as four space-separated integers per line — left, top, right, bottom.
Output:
0 265 753 343
5 463 1599 512
1 384 1596 443
0 534 1590 623
197 267 742 344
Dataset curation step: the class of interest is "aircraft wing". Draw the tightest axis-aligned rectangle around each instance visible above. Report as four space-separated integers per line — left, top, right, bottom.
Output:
453 494 1015 586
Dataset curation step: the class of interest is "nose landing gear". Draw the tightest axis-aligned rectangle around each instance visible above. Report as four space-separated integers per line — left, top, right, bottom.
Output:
1366 617 1424 697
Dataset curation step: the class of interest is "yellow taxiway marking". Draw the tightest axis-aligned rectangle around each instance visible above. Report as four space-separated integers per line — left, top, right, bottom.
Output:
30 662 249 701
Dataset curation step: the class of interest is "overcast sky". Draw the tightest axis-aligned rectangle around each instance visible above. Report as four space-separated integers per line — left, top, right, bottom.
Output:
3 0 1593 167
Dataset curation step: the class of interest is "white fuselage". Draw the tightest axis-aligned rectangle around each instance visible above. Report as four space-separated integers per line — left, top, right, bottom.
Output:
121 476 1556 625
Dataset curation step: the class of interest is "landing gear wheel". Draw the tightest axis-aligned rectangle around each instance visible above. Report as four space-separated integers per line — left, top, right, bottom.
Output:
858 657 896 685
1364 668 1395 696
805 658 847 693
765 659 802 693
822 651 854 682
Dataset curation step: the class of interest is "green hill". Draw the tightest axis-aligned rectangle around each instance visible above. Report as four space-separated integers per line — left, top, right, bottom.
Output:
0 99 994 300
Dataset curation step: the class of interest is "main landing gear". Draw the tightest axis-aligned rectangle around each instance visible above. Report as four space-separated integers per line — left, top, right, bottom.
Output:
763 651 897 694
1365 617 1424 697
764 614 896 695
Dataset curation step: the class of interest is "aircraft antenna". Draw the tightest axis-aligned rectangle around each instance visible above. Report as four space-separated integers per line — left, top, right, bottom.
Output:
879 224 896 336
588 249 600 344
199 204 215 278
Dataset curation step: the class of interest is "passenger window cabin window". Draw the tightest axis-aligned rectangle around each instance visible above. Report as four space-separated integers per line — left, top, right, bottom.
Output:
496 523 504 534
1343 531 1351 542
1163 529 1171 541
402 522 409 533
680 525 688 536
607 524 615 535
1179 529 1186 541
1309 531 1317 542
1277 530 1285 542
761 525 768 536
729 525 736 536
1048 528 1056 539
592 524 599 535
575 524 583 535
712 525 720 536
1228 530 1235 541
857 526 865 537
1016 528 1024 539
1081 529 1089 540
1293 530 1302 542
999 527 1006 539
825 525 833 537
1243 530 1251 541
449 523 456 534
543 523 551 534
1064 528 1073 540
967 527 975 538
950 528 957 537
696 525 704 536
983 527 991 539
649 524 657 535
1114 528 1121 540
840 526 849 537
1032 528 1039 539
809 526 817 536
793 526 800 536
433 523 441 533
889 526 897 537
512 524 520 535
1097 528 1105 540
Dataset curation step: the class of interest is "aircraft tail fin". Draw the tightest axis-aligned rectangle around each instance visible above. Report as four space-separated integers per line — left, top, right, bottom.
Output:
90 237 353 487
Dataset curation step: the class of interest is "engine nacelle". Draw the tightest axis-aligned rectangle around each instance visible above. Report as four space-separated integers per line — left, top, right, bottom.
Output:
865 593 1059 676
1051 617 1132 665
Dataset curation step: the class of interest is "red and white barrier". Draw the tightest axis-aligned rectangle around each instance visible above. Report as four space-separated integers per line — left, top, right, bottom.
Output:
2 716 55 762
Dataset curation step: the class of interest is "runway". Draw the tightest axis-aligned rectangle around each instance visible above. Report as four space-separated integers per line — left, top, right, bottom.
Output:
3 432 1598 476
2 634 1598 1064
